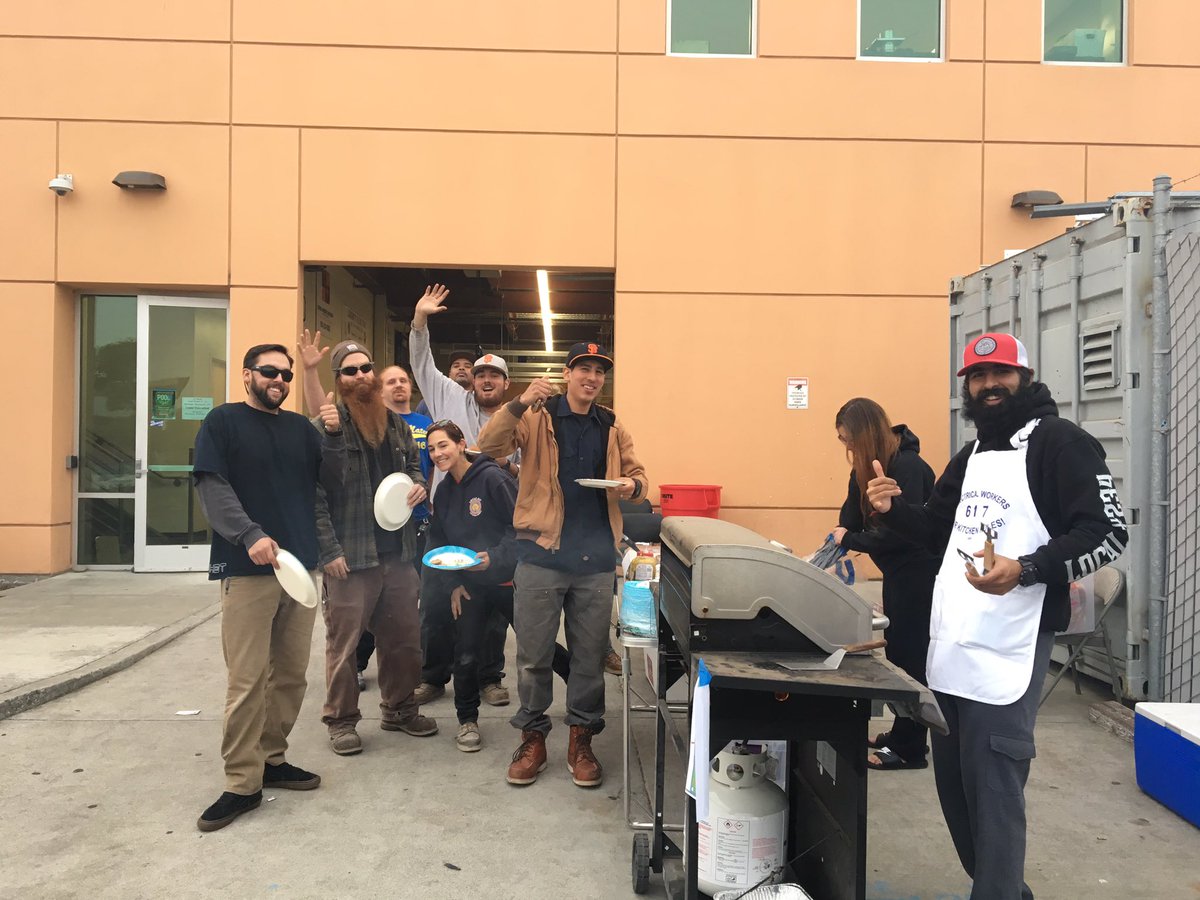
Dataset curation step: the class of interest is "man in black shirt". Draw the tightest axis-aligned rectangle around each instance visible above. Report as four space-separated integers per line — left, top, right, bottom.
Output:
192 343 344 832
311 341 435 757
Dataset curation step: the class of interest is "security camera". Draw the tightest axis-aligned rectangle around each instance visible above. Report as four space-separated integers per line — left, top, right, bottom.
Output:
48 174 74 196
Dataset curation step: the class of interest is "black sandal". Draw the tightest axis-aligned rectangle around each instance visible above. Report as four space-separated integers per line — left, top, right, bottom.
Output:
867 730 892 750
867 747 929 771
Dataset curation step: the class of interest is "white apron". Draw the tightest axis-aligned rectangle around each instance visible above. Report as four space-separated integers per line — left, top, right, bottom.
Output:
927 419 1051 705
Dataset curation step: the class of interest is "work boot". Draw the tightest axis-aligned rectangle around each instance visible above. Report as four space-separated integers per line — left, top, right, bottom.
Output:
329 728 362 756
412 682 444 705
456 721 483 752
567 725 603 788
196 790 261 832
381 709 438 736
605 649 623 676
481 683 510 706
506 729 547 785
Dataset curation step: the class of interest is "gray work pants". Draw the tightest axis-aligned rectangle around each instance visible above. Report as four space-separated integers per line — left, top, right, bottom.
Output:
931 630 1054 900
509 562 613 735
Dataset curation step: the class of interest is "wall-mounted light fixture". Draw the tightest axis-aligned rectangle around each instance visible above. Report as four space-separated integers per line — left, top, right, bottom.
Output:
112 171 166 190
1011 190 1062 209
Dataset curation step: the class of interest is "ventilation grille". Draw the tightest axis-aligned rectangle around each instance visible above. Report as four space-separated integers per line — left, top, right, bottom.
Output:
1082 322 1121 390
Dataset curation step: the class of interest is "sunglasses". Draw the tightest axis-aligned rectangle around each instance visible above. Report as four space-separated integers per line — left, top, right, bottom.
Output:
337 363 374 377
250 365 294 383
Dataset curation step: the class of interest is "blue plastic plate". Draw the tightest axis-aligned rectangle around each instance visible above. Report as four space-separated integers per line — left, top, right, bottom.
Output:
422 545 480 571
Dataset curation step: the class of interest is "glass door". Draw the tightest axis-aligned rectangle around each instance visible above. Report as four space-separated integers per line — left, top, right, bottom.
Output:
133 297 228 571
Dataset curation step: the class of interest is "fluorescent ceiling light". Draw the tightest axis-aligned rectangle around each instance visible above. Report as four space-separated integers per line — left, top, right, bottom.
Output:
537 269 553 352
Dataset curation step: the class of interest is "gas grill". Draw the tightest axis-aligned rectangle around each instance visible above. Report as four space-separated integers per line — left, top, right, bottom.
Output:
658 516 879 660
628 516 932 900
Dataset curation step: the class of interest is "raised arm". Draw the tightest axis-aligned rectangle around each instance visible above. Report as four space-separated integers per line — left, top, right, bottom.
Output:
408 284 466 418
297 329 331 417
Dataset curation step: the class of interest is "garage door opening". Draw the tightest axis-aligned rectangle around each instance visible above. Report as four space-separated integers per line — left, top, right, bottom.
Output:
302 265 616 406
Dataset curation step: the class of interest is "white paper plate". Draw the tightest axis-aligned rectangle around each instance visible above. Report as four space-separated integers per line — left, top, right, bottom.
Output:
422 545 481 571
575 478 622 489
273 549 317 608
374 472 415 530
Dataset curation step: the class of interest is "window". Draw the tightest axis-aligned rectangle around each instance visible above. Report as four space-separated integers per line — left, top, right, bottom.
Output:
859 0 942 60
1044 0 1124 64
668 0 756 57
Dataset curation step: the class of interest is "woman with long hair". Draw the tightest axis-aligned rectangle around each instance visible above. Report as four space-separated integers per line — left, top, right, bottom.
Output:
424 420 519 753
834 397 940 770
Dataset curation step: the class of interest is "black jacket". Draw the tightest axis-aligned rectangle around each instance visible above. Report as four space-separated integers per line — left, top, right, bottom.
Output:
880 383 1128 632
425 456 518 592
838 425 939 578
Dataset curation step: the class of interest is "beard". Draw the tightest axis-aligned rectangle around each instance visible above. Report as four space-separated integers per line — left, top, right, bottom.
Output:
474 386 504 411
342 377 388 447
962 380 1039 438
251 380 287 411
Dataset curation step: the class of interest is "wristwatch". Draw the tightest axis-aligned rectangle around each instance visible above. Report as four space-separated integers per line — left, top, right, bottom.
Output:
1017 555 1040 587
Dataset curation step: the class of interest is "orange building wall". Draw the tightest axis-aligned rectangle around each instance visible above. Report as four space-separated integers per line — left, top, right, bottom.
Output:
1 0 1197 572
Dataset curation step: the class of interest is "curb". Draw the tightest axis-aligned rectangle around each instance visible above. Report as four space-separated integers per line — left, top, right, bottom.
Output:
1089 699 1135 743
0 602 221 721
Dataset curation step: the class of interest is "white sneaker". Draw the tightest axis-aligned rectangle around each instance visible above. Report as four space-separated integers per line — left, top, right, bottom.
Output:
456 722 482 752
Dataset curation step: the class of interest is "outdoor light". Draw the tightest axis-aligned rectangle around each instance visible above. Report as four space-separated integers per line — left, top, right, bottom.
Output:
1011 190 1063 209
112 171 167 190
537 269 554 352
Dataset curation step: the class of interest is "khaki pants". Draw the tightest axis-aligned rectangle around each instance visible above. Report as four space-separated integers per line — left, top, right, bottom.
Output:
220 575 317 795
321 553 421 731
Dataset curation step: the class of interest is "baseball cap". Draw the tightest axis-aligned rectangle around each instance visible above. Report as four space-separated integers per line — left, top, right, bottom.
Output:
565 342 614 371
472 353 509 377
447 349 475 365
331 340 372 371
958 333 1031 376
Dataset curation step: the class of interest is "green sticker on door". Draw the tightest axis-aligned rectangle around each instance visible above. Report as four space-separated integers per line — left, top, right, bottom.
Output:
151 388 176 421
181 397 213 420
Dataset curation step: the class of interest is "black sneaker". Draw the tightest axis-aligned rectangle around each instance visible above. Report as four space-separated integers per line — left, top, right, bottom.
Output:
263 761 322 791
197 791 261 832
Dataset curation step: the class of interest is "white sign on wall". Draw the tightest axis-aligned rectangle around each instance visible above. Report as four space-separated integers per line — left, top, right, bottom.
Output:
786 377 809 410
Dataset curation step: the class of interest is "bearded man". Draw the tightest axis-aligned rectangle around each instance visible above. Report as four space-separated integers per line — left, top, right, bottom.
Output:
867 333 1127 900
308 340 437 756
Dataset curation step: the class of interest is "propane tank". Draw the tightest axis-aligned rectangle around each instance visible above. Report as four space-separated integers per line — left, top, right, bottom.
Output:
697 743 789 896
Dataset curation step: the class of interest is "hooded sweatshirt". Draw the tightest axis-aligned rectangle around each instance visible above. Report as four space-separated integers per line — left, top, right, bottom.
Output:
838 424 940 578
879 383 1128 632
425 455 518 592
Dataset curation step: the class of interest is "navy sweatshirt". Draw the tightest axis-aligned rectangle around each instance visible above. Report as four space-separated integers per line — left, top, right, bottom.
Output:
426 456 518 592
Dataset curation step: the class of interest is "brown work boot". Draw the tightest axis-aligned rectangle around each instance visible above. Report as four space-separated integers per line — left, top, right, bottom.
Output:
480 682 510 706
506 729 547 786
604 648 623 676
329 728 362 756
380 709 438 736
413 682 445 705
567 725 603 788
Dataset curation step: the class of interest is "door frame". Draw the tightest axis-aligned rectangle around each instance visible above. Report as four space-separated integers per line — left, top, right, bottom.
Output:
132 294 230 572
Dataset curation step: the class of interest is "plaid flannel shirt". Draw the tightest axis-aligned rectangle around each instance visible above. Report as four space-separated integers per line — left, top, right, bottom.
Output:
313 407 426 571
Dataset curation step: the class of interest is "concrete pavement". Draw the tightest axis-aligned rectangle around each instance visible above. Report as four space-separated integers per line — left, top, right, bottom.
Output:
1 572 1197 898
0 572 216 719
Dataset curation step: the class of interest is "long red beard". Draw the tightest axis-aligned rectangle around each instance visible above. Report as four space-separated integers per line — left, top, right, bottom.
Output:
342 378 388 447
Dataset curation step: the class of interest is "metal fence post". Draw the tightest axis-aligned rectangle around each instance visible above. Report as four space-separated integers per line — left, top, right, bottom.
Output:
1148 174 1172 701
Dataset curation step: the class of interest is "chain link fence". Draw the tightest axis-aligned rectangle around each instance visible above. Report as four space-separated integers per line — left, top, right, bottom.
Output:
1165 232 1200 702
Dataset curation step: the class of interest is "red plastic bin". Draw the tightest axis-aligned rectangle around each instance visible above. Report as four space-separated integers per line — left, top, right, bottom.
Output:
659 484 722 519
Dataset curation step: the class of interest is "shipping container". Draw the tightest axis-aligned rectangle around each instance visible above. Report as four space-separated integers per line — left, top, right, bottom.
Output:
948 180 1200 702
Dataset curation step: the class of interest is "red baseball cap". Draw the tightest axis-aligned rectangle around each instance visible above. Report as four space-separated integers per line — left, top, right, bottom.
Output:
958 333 1031 376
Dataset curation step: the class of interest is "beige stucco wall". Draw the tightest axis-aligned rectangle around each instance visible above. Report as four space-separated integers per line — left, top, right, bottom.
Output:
1 0 1194 572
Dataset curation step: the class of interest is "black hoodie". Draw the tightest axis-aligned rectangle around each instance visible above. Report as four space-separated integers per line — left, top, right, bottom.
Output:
425 455 518 591
838 424 940 577
880 383 1128 632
